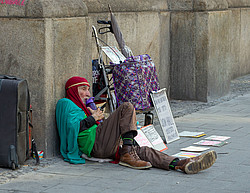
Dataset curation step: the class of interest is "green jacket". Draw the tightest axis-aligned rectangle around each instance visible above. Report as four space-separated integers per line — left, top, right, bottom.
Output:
56 98 97 164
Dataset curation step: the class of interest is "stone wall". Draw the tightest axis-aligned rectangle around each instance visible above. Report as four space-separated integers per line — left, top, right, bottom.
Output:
229 7 250 79
0 0 91 156
86 0 250 102
84 0 170 89
169 0 250 101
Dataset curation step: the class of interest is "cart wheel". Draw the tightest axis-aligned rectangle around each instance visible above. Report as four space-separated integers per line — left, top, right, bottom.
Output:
144 114 153 126
11 162 15 170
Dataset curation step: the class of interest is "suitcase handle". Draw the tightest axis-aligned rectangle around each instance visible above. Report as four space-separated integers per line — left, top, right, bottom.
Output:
0 75 17 80
4 75 17 80
18 112 22 133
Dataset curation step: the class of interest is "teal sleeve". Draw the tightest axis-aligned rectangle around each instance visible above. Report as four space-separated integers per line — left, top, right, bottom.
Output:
56 98 86 164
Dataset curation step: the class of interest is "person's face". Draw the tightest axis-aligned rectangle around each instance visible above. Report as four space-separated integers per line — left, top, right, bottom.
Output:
78 85 90 104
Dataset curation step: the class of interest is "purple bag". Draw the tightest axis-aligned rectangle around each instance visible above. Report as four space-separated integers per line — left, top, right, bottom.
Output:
112 54 160 110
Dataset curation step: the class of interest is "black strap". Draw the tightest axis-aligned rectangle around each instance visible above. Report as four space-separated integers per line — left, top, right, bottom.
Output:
27 108 32 157
32 139 40 165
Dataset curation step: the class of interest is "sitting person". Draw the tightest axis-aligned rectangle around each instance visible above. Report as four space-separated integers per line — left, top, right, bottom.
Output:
56 76 217 174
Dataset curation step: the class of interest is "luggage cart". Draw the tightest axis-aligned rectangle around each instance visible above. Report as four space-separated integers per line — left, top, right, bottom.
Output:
92 22 155 126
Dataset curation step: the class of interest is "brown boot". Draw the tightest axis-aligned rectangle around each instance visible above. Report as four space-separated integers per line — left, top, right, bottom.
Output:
175 150 217 174
119 146 152 169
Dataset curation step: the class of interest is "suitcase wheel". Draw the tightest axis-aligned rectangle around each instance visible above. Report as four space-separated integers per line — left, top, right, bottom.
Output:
11 162 19 170
9 145 18 170
11 162 16 170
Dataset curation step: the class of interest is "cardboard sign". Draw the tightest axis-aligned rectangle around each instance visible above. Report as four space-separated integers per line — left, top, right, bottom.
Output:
151 88 180 143
193 140 228 147
172 152 202 158
134 129 153 148
101 46 126 64
134 124 168 152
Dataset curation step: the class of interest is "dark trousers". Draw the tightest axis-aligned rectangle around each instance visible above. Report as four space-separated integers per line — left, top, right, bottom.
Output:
91 102 176 170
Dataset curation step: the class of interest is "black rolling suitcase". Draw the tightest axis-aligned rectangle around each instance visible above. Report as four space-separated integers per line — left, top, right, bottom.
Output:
0 75 30 169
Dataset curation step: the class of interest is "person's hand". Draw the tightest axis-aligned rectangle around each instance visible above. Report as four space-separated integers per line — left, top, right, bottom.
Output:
87 107 104 121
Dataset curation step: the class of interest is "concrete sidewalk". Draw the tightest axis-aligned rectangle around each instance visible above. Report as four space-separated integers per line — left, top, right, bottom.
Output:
0 93 250 193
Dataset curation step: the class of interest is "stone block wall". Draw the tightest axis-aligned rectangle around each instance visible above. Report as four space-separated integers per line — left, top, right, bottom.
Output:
0 0 91 156
169 0 250 102
84 0 170 89
229 7 250 79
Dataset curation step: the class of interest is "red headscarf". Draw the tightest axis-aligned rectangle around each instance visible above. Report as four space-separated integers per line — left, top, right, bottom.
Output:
65 76 91 117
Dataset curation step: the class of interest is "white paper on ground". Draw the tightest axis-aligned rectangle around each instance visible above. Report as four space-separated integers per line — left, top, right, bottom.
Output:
205 135 231 141
181 146 210 152
179 131 204 137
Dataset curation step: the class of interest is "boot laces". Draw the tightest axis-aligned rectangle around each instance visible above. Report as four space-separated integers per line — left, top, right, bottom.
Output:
129 146 140 160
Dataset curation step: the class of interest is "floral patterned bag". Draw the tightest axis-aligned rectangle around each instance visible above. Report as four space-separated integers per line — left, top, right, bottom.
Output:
112 54 160 110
